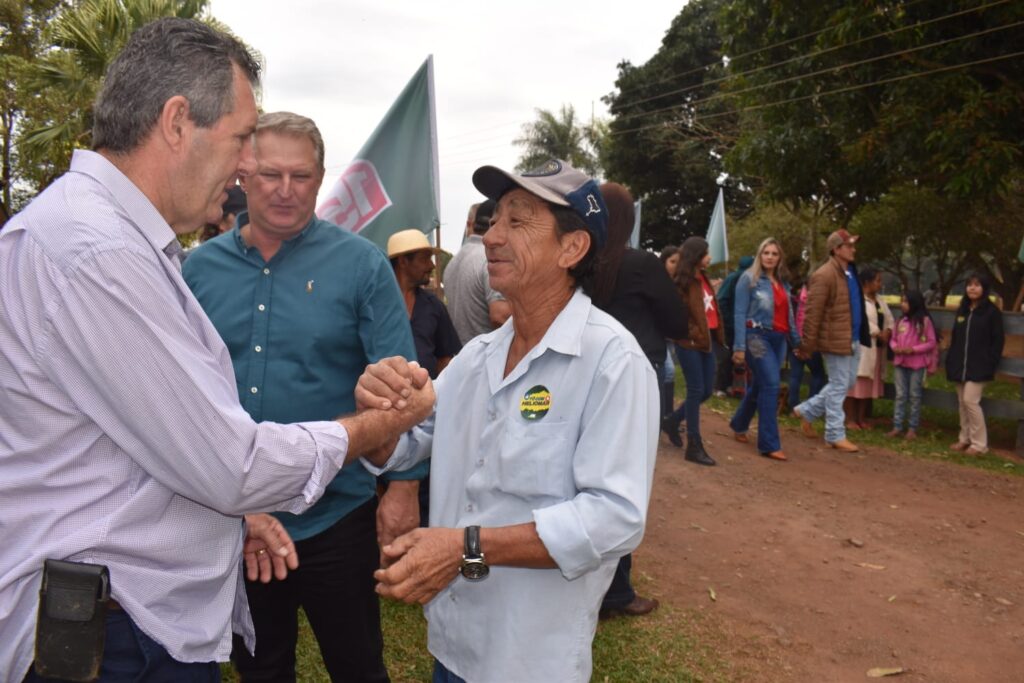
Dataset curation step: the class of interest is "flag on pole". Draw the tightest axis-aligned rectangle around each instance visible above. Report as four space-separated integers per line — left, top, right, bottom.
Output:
1018 235 1024 263
629 200 642 249
706 187 728 266
317 56 440 251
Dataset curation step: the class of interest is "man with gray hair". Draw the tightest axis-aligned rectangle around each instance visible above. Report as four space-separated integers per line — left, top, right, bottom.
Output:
184 111 422 682
0 19 430 681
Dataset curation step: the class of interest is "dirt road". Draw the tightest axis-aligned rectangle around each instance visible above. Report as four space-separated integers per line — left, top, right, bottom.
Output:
637 409 1024 682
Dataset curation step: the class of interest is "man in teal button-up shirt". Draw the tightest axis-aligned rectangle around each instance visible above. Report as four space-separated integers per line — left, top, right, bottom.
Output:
184 111 422 682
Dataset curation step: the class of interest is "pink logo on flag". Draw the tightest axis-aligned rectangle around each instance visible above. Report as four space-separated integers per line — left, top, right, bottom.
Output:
317 160 393 233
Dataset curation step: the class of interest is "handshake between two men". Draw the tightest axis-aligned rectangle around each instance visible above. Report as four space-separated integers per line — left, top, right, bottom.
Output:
242 357 435 587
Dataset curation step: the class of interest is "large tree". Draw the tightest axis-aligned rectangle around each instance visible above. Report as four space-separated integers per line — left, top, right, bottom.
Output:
602 0 751 249
718 0 1024 218
0 0 237 218
512 104 603 177
0 0 64 220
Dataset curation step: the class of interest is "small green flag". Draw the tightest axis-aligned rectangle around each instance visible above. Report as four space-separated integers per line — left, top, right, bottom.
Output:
317 56 439 250
1018 235 1024 264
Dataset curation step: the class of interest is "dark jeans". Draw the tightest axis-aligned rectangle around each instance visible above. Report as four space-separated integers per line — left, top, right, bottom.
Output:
730 329 787 453
600 553 636 610
232 498 389 683
670 345 716 441
787 349 826 407
714 338 732 393
432 659 468 683
24 609 219 682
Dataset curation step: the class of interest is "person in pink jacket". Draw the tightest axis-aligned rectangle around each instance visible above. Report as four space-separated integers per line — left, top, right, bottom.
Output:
887 290 938 440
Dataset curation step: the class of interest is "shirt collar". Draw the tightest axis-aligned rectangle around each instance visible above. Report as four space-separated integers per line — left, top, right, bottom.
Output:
481 288 590 391
232 212 319 261
69 150 177 257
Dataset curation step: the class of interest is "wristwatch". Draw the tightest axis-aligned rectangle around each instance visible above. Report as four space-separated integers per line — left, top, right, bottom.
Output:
459 526 489 581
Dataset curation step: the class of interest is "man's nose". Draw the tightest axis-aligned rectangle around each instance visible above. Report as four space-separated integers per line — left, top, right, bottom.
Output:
482 218 504 247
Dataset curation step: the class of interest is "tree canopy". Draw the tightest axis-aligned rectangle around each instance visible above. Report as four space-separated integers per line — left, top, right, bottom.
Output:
0 0 230 221
598 0 1023 303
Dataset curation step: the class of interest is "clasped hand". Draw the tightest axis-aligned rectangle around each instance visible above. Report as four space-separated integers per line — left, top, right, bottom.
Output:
374 527 462 604
356 357 433 413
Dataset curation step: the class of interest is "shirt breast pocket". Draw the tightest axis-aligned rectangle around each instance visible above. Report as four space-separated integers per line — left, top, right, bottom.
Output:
498 419 577 500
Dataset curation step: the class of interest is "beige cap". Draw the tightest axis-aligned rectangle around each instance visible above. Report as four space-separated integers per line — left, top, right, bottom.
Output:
386 229 440 258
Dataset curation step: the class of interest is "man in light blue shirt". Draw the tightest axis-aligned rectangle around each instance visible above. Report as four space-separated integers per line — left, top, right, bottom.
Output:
184 111 425 682
360 160 658 683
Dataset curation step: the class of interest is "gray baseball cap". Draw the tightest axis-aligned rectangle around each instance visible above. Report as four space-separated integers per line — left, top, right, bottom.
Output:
471 159 607 249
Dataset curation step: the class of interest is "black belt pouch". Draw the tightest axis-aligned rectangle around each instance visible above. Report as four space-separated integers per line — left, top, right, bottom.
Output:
34 559 110 682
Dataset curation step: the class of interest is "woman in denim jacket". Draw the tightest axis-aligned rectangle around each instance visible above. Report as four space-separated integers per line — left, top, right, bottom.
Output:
729 238 802 460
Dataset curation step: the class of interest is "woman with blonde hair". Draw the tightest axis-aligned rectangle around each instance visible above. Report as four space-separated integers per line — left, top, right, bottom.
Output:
729 238 802 460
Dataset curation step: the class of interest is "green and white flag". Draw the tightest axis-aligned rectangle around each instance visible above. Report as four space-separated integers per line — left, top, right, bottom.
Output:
317 56 439 250
706 187 728 266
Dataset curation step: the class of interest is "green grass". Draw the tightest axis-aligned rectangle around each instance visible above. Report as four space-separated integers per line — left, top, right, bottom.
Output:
699 372 1022 477
221 363 1021 681
222 586 738 682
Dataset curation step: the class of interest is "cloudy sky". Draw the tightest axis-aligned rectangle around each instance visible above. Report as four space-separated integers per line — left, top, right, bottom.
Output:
211 1 683 252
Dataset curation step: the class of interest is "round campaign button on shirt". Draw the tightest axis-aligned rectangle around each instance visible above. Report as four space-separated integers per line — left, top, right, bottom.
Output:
519 385 551 421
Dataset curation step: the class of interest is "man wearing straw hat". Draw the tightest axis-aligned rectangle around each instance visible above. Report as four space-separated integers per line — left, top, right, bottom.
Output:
387 229 461 380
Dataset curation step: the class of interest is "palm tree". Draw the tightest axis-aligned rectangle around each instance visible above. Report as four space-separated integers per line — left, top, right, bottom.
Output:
17 0 214 193
513 104 605 177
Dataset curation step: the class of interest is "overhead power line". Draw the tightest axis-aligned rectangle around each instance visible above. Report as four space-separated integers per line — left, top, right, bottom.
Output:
611 0 1011 116
613 16 1024 126
609 49 1024 138
613 0 942 97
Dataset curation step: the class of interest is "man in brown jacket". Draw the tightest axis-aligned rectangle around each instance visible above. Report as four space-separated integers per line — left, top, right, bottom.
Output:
792 229 871 452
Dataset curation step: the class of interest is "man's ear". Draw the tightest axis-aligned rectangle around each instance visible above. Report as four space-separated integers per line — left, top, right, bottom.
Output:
157 95 192 153
558 230 591 270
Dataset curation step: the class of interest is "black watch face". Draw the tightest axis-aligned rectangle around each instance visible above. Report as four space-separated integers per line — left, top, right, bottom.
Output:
461 560 489 581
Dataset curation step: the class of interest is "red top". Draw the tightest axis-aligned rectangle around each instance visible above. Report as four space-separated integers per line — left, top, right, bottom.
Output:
701 275 719 329
772 280 789 334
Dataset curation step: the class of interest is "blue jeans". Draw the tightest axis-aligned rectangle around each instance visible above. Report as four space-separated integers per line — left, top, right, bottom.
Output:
730 329 787 453
788 348 826 406
795 344 861 443
893 365 925 431
24 609 219 683
661 348 675 384
433 659 468 683
671 345 715 442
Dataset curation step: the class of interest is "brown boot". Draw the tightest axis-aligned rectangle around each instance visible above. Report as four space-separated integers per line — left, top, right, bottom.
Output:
828 439 859 453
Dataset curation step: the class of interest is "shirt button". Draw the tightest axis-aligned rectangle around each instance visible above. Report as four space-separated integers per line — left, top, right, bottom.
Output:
476 459 484 467
488 410 496 420
250 387 258 394
258 304 266 312
465 503 473 512
263 268 270 275
254 345 262 353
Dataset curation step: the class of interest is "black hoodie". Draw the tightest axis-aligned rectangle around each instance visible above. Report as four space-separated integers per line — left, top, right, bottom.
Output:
944 298 1004 383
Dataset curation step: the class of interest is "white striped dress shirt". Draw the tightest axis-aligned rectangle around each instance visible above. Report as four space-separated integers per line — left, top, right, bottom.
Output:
0 150 351 681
